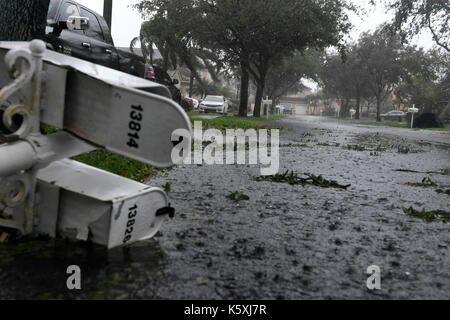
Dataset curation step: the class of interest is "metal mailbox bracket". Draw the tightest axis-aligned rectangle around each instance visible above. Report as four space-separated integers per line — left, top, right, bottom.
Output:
0 40 191 248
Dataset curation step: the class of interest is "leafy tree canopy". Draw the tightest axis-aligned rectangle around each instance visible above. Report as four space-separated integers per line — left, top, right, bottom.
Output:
384 0 449 52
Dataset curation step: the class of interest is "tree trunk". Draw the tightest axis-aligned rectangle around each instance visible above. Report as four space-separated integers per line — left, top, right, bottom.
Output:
270 96 277 114
238 56 250 117
252 64 268 118
162 46 170 72
189 72 194 97
355 96 361 120
339 98 349 118
103 0 113 30
236 80 240 99
376 95 381 122
253 77 265 118
0 0 50 41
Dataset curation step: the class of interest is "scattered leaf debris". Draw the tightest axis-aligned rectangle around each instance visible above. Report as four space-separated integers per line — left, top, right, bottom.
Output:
345 144 366 151
436 189 450 195
407 177 438 188
397 145 411 154
394 169 449 175
403 207 450 224
255 171 351 190
226 191 250 202
162 182 171 192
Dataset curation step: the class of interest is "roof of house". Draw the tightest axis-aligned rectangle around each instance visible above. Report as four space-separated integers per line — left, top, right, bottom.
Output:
169 67 191 83
279 96 309 104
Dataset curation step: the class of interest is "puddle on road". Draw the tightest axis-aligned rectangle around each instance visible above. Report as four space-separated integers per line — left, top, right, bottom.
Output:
0 237 167 299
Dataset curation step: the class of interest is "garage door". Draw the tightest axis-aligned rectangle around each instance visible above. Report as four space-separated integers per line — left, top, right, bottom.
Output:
295 104 307 115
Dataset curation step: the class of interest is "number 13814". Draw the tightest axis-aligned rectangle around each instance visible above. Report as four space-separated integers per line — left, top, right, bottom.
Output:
127 105 143 149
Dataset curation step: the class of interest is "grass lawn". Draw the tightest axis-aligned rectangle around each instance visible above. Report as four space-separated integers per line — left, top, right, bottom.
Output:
344 117 409 128
41 112 284 182
343 117 450 131
188 111 283 130
426 124 450 132
187 110 201 117
72 151 165 183
41 125 165 182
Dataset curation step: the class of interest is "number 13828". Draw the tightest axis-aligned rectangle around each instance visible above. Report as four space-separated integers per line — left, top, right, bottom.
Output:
123 204 138 244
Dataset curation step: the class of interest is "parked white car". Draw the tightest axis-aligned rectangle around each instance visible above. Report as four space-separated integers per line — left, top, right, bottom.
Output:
380 110 406 122
199 95 229 114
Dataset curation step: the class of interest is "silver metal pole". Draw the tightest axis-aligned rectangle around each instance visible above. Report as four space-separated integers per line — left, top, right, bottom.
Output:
0 141 36 177
29 40 45 134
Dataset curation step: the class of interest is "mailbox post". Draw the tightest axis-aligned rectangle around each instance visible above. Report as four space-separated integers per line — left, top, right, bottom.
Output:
0 40 192 248
263 98 272 120
408 105 419 129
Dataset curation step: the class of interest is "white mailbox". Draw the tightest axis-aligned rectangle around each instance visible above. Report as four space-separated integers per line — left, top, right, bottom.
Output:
0 41 192 168
408 106 419 128
0 40 190 248
262 99 272 120
36 159 171 249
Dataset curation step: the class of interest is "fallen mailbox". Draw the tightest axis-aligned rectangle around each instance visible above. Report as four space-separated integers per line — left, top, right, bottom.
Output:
0 41 191 167
36 159 171 249
0 40 192 248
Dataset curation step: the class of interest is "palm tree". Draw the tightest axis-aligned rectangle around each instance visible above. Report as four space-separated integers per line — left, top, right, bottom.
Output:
130 26 155 64
130 20 226 97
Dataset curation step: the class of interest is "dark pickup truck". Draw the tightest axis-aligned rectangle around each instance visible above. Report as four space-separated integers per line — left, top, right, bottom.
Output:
45 0 182 104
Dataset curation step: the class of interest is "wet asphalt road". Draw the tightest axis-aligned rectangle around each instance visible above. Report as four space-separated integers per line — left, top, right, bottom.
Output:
0 115 449 299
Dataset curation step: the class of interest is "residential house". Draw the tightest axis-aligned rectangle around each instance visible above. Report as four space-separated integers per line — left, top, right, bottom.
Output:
168 67 191 97
279 88 313 115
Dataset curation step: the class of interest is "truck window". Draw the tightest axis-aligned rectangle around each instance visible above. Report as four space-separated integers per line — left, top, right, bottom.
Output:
59 2 80 21
80 8 105 42
47 0 59 20
58 2 83 34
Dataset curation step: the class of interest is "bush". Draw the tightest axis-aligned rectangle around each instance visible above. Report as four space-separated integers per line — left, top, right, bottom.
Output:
439 103 450 124
413 113 444 129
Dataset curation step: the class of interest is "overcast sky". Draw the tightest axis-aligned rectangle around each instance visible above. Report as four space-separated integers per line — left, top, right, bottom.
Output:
76 0 435 49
